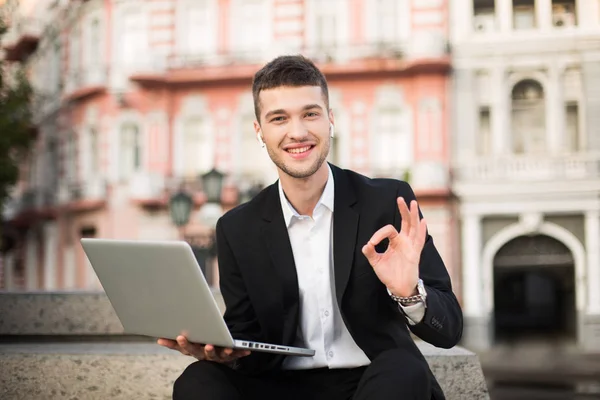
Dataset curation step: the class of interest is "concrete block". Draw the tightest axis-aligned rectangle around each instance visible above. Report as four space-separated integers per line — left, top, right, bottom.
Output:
0 342 489 400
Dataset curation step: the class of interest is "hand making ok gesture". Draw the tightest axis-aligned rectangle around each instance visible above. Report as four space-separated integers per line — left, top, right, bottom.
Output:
361 197 427 298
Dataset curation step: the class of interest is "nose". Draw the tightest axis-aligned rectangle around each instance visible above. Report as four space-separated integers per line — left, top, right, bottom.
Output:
287 119 309 141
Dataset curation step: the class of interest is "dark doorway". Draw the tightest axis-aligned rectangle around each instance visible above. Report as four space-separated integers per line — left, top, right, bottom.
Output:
493 235 576 343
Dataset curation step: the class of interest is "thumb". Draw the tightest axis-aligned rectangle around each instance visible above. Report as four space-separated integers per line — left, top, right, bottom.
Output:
362 242 381 267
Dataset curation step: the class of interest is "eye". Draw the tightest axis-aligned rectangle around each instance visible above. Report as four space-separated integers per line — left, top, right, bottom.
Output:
305 112 319 118
270 116 286 122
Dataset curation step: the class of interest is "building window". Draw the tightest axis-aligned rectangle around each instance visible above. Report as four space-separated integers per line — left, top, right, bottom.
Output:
473 0 496 33
478 106 492 155
88 18 101 66
65 132 78 184
566 102 580 152
374 0 401 43
89 127 99 177
50 41 61 94
513 0 536 30
182 117 213 178
178 0 216 58
69 26 80 74
120 10 146 68
373 107 411 175
232 0 269 54
119 123 141 179
511 79 545 154
312 0 343 52
552 1 577 27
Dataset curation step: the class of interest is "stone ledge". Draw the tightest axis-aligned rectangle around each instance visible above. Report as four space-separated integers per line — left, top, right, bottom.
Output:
0 291 225 335
0 292 489 399
0 341 489 400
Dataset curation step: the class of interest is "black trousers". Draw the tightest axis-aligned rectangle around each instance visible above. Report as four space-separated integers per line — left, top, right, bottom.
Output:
173 348 433 400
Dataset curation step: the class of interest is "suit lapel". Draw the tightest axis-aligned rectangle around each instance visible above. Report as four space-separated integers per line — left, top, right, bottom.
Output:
261 183 299 341
331 165 359 307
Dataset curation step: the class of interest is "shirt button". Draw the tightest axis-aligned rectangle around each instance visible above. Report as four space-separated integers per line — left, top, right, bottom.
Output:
324 310 330 317
328 351 334 358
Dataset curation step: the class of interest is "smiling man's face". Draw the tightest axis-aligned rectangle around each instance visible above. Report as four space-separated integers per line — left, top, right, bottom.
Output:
254 85 333 180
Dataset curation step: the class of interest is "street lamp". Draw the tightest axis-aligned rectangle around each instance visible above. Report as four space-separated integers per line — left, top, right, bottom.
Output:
201 168 225 204
169 189 193 239
196 168 225 287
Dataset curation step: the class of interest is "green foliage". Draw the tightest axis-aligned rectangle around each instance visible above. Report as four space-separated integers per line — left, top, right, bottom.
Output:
0 16 35 209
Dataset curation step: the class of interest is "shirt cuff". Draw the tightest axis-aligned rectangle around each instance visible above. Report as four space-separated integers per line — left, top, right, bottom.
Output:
399 301 426 325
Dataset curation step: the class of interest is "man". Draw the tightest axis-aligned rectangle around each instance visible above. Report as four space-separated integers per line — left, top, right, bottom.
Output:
159 55 463 400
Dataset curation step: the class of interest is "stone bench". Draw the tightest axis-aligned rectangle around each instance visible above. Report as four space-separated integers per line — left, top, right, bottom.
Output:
0 292 490 400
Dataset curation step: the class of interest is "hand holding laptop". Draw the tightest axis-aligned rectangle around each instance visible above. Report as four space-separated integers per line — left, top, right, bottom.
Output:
158 335 251 363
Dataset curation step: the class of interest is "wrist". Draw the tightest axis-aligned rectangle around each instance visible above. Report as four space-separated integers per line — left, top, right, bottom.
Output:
388 282 419 298
387 279 427 307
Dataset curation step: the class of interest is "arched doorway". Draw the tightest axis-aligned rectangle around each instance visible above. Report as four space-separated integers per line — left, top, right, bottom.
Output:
493 234 577 344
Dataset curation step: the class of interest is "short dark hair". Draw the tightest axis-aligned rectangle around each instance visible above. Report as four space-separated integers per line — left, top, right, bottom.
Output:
251 54 329 122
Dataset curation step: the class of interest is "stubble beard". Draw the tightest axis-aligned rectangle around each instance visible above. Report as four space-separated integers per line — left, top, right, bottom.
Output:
266 140 330 179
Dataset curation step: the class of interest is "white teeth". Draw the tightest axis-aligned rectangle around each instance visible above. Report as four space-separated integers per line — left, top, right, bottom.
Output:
288 146 311 154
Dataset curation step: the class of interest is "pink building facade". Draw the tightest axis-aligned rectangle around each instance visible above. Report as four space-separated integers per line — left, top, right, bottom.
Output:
1 0 459 299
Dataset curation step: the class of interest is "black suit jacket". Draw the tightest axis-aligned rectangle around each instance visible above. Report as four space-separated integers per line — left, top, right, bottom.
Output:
214 164 463 398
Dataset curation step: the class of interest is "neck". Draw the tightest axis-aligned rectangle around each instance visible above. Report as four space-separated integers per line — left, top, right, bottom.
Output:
279 163 329 217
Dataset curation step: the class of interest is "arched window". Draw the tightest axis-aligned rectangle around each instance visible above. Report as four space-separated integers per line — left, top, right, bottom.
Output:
182 117 212 178
119 123 141 180
511 79 545 154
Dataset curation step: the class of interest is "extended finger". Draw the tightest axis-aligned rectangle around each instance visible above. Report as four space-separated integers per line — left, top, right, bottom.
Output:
397 197 411 235
409 200 420 241
368 224 399 246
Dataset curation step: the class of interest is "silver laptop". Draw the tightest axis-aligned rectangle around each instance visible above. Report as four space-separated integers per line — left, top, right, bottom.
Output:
80 238 315 357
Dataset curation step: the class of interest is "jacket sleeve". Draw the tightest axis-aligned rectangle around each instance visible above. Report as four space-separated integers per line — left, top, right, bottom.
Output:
393 181 464 349
215 217 274 373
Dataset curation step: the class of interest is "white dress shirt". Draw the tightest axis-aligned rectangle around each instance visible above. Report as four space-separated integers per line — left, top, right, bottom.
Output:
280 165 426 370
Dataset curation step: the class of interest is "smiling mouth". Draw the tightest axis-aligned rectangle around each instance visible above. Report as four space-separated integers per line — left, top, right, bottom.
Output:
286 145 313 154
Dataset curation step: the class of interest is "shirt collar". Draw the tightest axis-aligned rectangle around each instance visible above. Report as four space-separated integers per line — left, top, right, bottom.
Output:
278 164 335 227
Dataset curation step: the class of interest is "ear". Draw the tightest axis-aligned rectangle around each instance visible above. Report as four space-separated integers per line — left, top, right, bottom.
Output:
253 120 265 147
328 109 335 138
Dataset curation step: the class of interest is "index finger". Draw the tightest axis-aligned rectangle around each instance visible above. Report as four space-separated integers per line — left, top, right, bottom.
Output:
368 224 398 247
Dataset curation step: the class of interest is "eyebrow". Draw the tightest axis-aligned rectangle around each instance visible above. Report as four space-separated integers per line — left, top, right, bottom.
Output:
264 104 324 120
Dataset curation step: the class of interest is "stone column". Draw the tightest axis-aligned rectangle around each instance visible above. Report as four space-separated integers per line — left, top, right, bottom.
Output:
4 252 15 291
43 223 57 290
536 0 552 30
461 213 490 350
491 66 510 155
452 0 473 39
498 0 513 32
547 63 565 154
583 210 600 351
25 232 38 290
585 211 600 314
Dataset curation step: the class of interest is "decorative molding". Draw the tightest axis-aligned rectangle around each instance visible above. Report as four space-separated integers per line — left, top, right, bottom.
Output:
519 212 543 231
459 195 600 217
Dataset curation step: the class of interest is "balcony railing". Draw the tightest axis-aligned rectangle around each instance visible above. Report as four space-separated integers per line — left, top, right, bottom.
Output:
58 179 107 204
129 173 165 199
63 66 109 99
454 153 600 182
